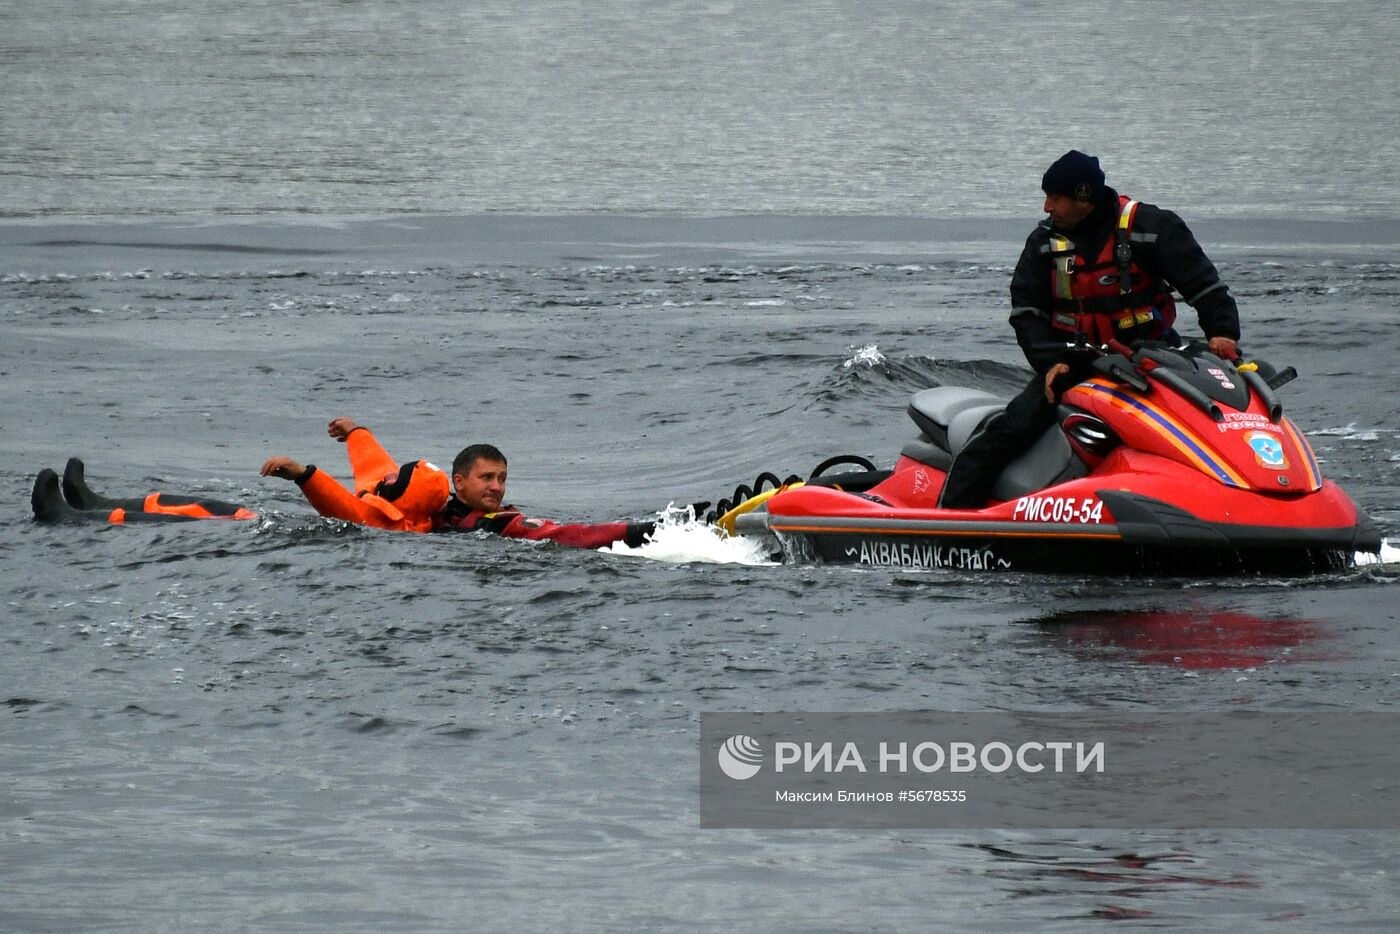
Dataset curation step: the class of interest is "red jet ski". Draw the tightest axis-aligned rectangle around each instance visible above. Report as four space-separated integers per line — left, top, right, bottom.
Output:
727 342 1382 574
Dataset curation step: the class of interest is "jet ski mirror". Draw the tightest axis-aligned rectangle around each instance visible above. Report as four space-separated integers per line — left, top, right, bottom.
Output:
1265 365 1297 390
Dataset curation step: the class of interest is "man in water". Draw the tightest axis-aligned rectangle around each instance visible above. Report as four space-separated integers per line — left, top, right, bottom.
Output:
261 417 654 548
433 441 654 548
937 150 1242 509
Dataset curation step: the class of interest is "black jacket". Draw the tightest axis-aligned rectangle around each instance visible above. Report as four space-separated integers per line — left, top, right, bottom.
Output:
1009 185 1241 374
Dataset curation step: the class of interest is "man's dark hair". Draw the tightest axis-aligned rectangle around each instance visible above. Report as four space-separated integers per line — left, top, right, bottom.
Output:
452 443 507 477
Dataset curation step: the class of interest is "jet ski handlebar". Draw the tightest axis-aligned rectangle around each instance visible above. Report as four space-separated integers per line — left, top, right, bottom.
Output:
1029 339 1294 423
1029 339 1151 392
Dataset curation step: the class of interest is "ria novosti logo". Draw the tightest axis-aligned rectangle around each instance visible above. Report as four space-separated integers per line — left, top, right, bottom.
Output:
717 734 763 780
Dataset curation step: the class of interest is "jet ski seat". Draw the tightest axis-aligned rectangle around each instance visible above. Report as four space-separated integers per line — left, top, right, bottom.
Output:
903 387 1005 469
902 386 1087 500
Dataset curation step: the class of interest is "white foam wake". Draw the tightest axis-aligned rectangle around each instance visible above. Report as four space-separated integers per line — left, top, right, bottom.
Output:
1355 539 1400 567
599 505 777 565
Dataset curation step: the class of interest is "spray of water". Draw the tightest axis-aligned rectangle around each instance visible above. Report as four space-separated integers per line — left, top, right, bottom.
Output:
842 343 886 368
1355 539 1400 567
599 505 777 565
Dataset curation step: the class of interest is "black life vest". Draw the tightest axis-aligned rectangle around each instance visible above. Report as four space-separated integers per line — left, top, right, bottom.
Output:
437 496 516 533
1047 195 1178 344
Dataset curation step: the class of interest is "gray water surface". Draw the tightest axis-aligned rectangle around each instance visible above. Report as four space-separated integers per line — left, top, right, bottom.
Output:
4 0 1399 218
4 0 1400 929
3 218 1398 931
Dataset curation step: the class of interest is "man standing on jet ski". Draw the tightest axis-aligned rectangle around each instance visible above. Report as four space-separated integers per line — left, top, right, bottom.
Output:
938 150 1242 509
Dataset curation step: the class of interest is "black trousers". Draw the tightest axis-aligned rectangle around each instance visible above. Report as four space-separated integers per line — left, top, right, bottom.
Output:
937 370 1070 509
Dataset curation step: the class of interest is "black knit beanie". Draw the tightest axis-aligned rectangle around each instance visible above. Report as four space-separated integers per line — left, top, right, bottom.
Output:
1041 150 1104 201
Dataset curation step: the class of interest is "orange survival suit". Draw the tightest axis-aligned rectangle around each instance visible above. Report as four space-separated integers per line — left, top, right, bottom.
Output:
294 427 450 533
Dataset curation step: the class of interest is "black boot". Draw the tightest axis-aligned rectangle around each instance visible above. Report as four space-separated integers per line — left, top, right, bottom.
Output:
32 469 92 523
61 458 124 510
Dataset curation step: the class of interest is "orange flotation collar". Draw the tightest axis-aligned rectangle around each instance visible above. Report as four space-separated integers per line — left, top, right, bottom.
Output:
362 459 450 528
